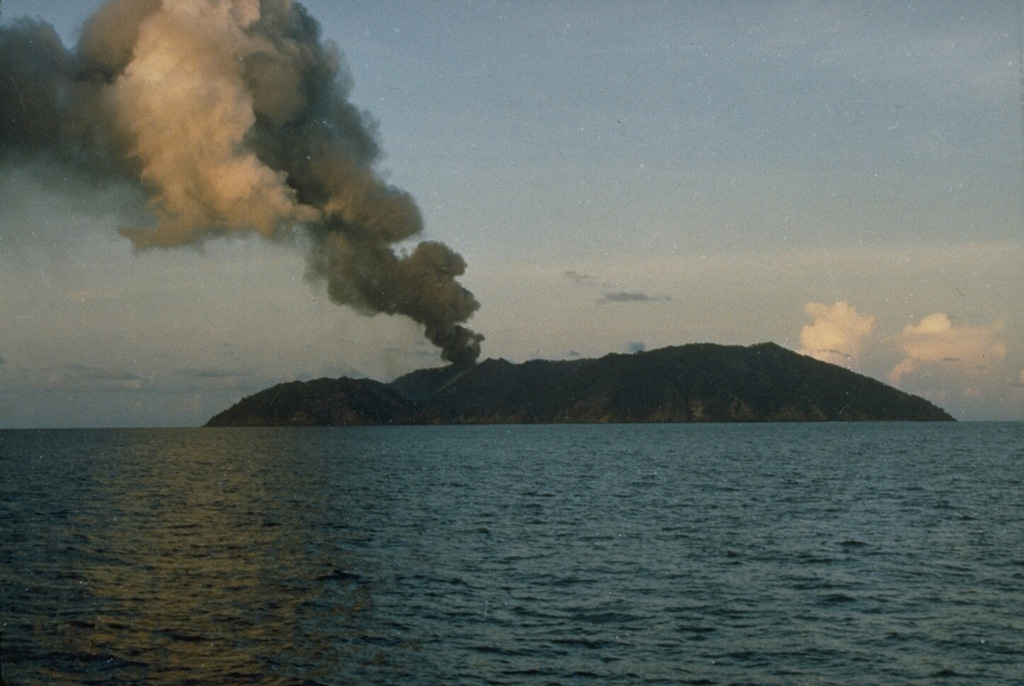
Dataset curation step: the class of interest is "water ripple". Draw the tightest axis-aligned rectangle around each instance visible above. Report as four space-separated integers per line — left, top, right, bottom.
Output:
2 423 1023 684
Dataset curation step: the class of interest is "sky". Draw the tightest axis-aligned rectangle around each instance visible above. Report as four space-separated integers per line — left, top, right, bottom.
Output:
1 0 1022 427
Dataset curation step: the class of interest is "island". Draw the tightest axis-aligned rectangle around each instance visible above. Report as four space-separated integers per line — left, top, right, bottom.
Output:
205 342 953 425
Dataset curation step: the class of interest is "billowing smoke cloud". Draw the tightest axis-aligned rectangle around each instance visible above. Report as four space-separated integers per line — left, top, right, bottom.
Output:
887 313 1006 386
0 0 482 364
798 300 875 368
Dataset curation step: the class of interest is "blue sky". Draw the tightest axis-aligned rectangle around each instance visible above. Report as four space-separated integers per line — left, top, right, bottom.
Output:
1 1 1022 426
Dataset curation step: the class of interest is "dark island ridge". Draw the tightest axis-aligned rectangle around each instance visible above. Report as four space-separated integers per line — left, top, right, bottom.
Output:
205 342 954 426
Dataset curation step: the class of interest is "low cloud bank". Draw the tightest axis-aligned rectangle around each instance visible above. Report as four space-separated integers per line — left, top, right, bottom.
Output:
888 313 1006 385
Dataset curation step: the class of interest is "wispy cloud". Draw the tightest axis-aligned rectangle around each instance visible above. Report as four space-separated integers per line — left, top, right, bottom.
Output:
564 270 597 284
67 289 120 303
175 368 256 390
598 291 671 304
176 368 248 380
39 364 144 391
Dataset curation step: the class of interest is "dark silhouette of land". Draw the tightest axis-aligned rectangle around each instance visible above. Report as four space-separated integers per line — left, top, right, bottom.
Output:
205 342 953 425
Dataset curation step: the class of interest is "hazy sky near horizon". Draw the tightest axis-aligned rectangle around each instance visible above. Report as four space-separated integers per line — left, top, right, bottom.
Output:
1 0 1022 426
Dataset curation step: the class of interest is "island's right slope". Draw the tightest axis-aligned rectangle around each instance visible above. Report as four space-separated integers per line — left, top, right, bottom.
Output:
400 342 953 423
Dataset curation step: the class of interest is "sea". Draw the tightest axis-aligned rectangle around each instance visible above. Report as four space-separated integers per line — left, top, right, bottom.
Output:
1 423 1021 685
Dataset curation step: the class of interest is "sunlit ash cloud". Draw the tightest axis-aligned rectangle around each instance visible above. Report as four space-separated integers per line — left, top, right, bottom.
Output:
798 300 875 369
0 0 482 364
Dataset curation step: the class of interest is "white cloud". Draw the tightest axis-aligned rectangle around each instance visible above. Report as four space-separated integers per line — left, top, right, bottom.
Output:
799 300 875 368
887 313 1006 385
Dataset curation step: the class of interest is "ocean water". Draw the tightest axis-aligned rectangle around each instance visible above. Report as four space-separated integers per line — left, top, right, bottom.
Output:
1 423 1022 685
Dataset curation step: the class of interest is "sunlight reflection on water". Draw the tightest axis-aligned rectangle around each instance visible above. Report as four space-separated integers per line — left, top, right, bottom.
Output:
2 423 1023 684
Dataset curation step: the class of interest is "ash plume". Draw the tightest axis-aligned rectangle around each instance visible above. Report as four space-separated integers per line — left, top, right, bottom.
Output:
0 0 482 364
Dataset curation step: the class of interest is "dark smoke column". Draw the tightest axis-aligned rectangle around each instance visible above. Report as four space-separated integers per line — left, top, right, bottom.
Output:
0 0 483 364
